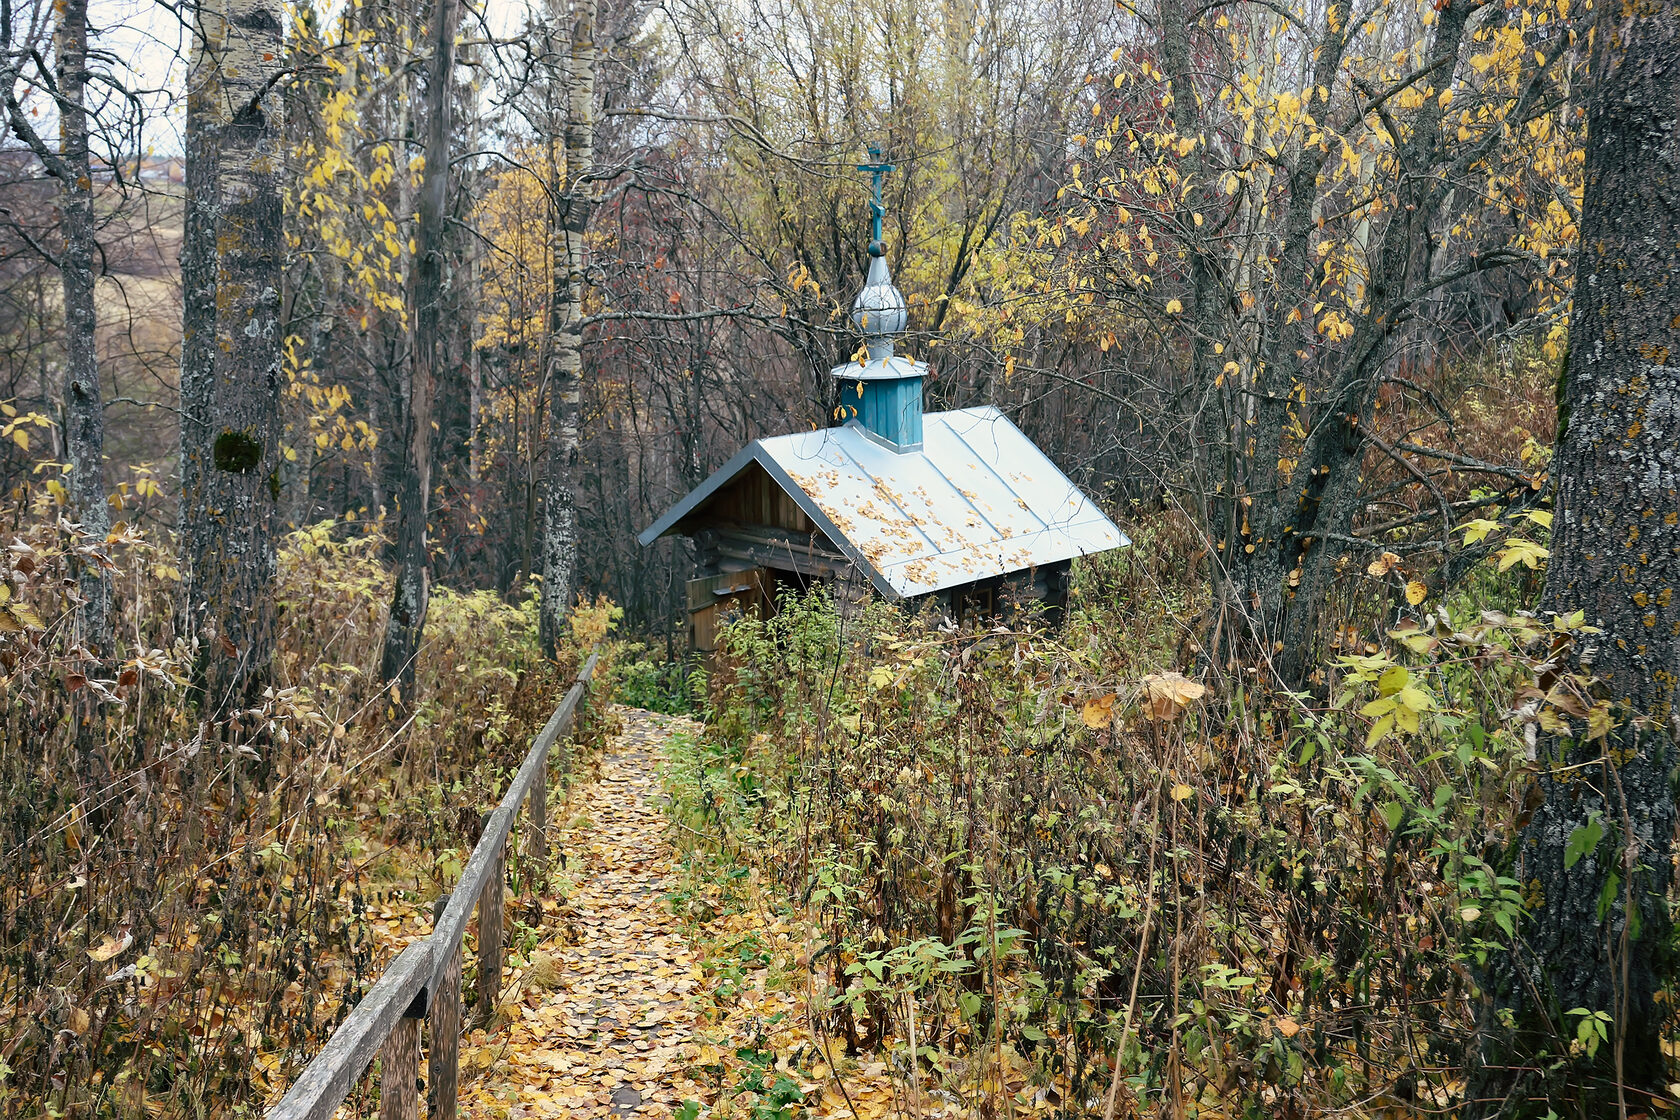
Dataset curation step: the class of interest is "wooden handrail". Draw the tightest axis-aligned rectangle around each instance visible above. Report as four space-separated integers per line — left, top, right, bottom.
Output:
266 649 601 1120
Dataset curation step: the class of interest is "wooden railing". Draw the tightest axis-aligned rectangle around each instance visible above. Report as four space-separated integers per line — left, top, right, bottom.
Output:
266 650 600 1120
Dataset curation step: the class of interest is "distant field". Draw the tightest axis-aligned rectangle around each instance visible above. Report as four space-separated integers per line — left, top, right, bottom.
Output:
98 185 184 488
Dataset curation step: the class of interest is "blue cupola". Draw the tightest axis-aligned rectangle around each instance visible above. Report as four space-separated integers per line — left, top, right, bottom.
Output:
833 149 925 450
835 245 924 449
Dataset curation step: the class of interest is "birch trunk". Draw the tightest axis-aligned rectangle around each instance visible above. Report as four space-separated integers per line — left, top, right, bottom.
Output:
379 0 459 699
3 0 112 651
538 0 596 659
179 0 285 715
53 0 110 658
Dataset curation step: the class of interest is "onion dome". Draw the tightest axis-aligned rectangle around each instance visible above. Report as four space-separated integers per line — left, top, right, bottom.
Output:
850 239 908 360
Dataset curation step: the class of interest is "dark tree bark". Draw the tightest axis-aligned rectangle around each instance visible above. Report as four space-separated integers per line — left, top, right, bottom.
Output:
379 0 460 699
538 0 596 659
1472 8 1680 1116
179 0 285 714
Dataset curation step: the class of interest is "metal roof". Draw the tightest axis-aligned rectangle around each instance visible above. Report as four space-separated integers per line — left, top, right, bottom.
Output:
637 406 1129 600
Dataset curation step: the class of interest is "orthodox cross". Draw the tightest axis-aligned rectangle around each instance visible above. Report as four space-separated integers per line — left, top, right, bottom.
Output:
856 144 895 243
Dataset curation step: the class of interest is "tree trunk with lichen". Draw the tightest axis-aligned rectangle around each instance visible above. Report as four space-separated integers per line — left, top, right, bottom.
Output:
54 0 110 661
179 0 285 716
3 0 113 654
30 0 117 811
537 0 595 659
1470 8 1679 1116
378 0 458 702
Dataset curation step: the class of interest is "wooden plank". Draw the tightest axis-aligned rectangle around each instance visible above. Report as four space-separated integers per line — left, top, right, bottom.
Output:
714 540 848 579
378 1016 420 1120
688 570 767 608
430 650 597 992
716 522 846 559
692 601 717 652
266 938 433 1120
476 846 506 1022
495 651 598 818
428 804 512 992
687 570 769 652
427 942 462 1120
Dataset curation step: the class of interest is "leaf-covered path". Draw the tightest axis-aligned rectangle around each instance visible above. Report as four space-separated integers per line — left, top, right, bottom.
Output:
460 706 711 1119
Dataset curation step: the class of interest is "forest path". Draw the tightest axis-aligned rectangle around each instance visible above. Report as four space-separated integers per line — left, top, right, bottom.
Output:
459 706 711 1120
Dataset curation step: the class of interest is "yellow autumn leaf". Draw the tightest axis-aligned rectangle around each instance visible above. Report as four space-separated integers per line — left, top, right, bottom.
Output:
1141 672 1206 721
1164 298 1184 314
87 931 132 962
1171 783 1193 802
1495 538 1549 572
1081 693 1116 729
1405 580 1428 606
1366 551 1402 577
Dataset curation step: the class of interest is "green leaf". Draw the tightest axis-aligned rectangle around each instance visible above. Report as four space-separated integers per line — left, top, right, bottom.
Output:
1564 816 1604 870
1597 871 1621 922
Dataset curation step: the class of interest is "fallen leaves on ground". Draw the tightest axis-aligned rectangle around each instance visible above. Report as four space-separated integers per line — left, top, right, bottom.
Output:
460 708 712 1119
456 707 1065 1120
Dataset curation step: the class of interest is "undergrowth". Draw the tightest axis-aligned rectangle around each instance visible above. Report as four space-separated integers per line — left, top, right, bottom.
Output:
664 510 1678 1119
0 509 612 1119
611 647 702 715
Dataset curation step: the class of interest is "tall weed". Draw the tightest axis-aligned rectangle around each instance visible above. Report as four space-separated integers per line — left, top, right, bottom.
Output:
0 510 602 1119
671 544 1658 1115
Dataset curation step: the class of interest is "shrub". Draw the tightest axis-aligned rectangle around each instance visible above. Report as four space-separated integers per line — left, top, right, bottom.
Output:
0 512 601 1118
670 561 1626 1115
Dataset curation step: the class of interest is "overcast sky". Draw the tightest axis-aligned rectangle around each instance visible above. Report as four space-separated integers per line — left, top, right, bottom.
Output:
87 0 526 156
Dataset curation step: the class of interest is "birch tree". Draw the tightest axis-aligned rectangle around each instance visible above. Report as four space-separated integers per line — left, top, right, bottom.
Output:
537 0 596 658
180 0 286 712
1027 0 1578 684
1 0 110 654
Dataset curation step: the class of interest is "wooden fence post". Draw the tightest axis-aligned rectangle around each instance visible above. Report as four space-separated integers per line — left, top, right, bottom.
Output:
476 846 505 1021
379 1016 420 1120
427 941 462 1120
526 759 548 875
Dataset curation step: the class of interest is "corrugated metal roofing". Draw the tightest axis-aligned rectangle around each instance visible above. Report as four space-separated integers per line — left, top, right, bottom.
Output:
638 406 1129 600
